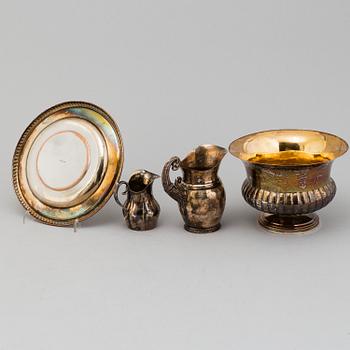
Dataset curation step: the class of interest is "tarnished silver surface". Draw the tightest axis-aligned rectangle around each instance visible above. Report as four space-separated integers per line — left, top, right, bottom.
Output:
12 101 124 226
162 145 227 233
115 170 160 231
229 129 348 233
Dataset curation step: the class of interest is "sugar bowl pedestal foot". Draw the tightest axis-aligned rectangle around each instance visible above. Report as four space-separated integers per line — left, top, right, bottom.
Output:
258 213 319 234
229 129 348 234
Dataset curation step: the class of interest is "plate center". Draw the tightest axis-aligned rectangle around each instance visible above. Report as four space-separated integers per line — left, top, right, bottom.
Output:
36 130 89 190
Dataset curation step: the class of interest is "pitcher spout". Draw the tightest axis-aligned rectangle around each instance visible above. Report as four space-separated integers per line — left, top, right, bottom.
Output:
181 144 227 170
142 170 160 183
128 169 160 193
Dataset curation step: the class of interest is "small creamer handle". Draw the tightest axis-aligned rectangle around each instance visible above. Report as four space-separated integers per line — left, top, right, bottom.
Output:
114 181 129 207
162 156 186 205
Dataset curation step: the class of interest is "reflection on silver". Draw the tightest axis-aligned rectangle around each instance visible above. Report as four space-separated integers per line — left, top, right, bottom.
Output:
26 117 107 208
13 101 124 226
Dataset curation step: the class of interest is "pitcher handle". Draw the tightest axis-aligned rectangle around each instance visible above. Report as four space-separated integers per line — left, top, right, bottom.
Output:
162 156 186 204
114 181 129 207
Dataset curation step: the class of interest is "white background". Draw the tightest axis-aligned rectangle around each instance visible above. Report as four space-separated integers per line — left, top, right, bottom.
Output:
0 1 350 349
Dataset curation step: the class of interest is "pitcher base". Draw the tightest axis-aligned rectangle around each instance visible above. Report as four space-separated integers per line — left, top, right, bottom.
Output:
184 223 221 233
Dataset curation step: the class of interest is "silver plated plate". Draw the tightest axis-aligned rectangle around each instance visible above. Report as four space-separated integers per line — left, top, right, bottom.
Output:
13 101 124 226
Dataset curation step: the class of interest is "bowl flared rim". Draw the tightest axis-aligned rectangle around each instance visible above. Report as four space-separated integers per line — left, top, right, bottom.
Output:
229 129 348 166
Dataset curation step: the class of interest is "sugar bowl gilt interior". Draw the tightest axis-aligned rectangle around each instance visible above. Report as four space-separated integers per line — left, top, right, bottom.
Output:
229 129 348 234
12 102 348 235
